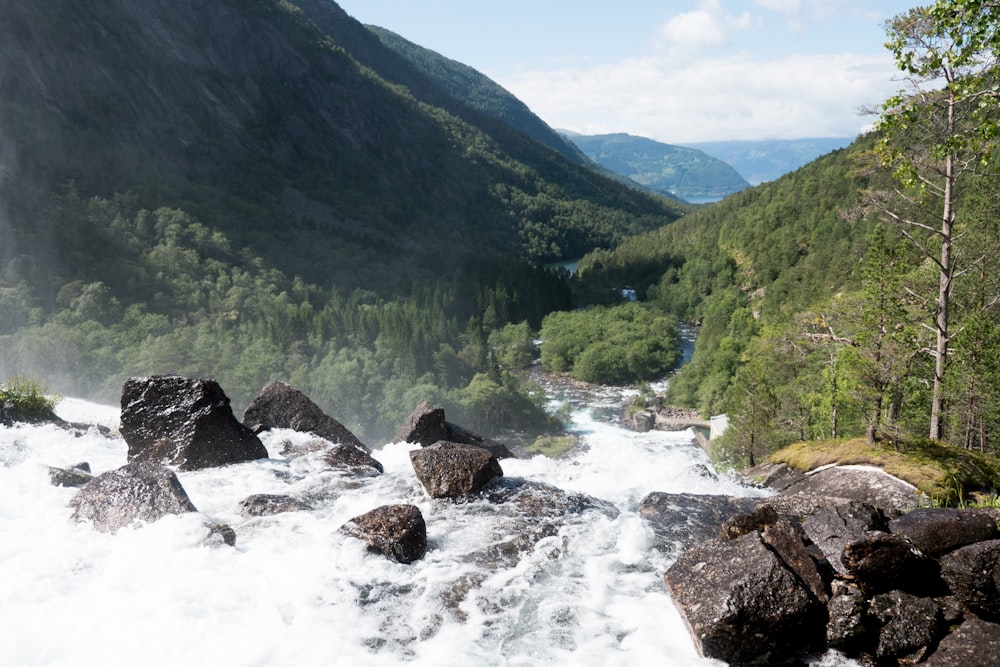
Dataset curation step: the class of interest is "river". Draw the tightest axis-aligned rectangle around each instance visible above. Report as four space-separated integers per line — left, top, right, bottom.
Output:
0 370 846 666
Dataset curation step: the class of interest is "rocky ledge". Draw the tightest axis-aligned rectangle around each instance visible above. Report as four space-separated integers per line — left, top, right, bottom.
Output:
644 461 1000 666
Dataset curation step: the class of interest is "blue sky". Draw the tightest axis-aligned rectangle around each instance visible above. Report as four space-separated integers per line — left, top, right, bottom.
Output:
335 0 919 143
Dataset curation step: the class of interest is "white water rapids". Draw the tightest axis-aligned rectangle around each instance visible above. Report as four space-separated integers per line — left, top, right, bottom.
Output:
0 386 799 667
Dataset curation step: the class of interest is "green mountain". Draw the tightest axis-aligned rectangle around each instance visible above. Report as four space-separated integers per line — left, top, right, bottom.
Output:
0 0 688 439
565 133 750 202
681 137 855 185
359 24 587 165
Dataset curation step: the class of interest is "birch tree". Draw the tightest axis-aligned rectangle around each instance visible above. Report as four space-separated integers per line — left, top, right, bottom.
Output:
870 1 1000 440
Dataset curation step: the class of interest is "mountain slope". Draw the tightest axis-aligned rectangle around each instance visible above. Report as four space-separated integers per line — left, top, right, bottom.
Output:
681 137 855 185
566 133 750 202
0 0 685 304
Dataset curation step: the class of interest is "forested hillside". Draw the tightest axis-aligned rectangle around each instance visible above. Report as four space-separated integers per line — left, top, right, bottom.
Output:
0 0 685 442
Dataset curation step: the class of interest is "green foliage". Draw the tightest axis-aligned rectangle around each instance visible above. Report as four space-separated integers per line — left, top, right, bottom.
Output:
539 302 679 384
0 375 59 420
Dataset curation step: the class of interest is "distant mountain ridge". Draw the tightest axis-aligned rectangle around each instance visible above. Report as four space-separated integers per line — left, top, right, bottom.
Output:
681 138 856 185
563 132 750 202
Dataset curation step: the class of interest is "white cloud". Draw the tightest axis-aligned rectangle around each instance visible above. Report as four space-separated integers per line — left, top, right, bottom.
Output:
497 50 899 143
658 0 756 50
755 0 802 14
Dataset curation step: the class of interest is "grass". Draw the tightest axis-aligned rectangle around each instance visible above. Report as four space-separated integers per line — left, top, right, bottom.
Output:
0 374 59 421
524 435 581 458
769 436 1000 506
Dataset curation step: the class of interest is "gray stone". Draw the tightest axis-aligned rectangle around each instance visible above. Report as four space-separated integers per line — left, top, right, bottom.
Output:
889 507 1000 557
243 381 367 451
341 504 427 564
665 532 826 665
48 462 94 488
870 590 943 661
323 442 383 475
779 465 921 514
802 500 889 577
924 616 1000 666
69 461 197 533
841 531 942 596
121 375 267 471
939 539 1000 621
826 580 869 654
409 441 502 498
639 492 760 555
240 493 313 517
395 401 514 458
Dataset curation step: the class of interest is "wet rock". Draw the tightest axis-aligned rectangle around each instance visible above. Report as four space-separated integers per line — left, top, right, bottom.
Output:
924 616 1000 666
841 531 943 596
205 521 237 547
639 492 760 555
239 493 313 517
48 462 93 488
761 517 830 603
243 381 368 451
395 401 514 459
665 531 826 665
869 590 943 661
802 500 890 577
631 409 655 433
778 465 921 514
120 375 267 471
939 539 1000 621
323 442 383 475
69 461 198 533
826 580 869 655
889 507 1000 558
409 441 502 499
341 504 427 564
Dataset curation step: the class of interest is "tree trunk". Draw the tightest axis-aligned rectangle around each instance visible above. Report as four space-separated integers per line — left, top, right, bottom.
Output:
929 146 955 441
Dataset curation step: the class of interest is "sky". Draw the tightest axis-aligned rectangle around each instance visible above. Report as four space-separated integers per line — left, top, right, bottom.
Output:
334 0 920 144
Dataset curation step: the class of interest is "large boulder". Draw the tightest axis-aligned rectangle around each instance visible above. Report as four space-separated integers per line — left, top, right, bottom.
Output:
777 465 920 514
889 507 1000 557
870 590 944 661
802 501 890 577
639 492 761 555
120 375 267 471
924 616 1000 666
341 504 427 564
665 531 826 665
242 381 367 451
69 461 198 533
841 531 943 596
395 401 514 459
409 441 503 498
939 540 1000 621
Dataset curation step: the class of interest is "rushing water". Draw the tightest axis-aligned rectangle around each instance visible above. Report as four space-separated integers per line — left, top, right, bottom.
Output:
0 384 768 667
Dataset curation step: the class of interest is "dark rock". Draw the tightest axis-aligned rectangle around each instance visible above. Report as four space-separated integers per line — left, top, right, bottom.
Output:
242 381 367 451
205 521 237 547
802 501 890 577
341 504 427 564
762 517 830 603
720 503 780 540
69 461 198 533
778 465 920 514
48 462 94 488
631 409 655 433
665 532 826 665
889 507 1000 557
323 443 383 475
924 616 1000 666
120 375 267 471
869 590 943 661
409 441 503 498
841 531 943 596
826 580 869 655
239 493 313 517
639 492 761 555
395 401 514 459
939 539 1000 621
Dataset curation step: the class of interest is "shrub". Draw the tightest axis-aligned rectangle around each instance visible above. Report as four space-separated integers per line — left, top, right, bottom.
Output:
1 374 59 420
